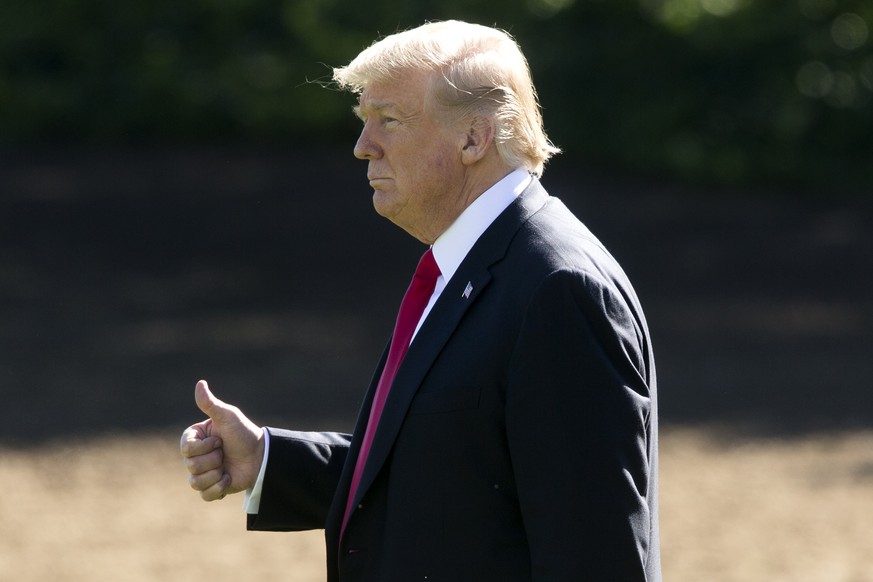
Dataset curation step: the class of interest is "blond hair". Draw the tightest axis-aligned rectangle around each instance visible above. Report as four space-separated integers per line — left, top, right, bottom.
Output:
333 20 560 176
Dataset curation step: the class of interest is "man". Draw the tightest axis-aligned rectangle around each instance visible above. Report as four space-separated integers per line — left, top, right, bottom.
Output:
181 20 660 581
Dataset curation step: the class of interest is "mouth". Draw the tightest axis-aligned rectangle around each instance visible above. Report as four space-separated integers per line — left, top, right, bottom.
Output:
368 176 392 188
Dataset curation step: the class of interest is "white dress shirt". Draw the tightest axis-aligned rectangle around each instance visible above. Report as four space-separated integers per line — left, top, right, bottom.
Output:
244 168 531 513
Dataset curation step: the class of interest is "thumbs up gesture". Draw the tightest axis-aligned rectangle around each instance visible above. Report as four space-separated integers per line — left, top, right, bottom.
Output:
180 380 265 501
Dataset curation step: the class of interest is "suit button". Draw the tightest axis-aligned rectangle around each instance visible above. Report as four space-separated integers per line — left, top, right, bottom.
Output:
358 503 364 509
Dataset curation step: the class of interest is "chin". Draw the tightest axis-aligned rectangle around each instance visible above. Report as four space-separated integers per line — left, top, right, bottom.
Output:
372 190 398 218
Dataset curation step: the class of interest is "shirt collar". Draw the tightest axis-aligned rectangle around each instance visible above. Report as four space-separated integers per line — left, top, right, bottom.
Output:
431 169 531 285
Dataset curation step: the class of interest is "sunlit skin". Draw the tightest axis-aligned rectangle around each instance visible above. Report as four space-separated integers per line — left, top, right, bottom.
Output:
353 71 513 244
180 380 265 501
180 72 513 503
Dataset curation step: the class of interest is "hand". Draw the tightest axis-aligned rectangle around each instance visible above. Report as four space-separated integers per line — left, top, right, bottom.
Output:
180 380 265 501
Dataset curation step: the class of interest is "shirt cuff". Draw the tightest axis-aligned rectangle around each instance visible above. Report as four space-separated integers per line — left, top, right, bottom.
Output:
243 428 271 514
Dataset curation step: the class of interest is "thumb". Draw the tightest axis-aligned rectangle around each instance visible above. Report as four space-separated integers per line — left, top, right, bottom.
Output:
194 379 233 420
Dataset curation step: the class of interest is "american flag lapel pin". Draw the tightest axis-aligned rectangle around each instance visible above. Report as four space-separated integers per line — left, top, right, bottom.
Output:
462 281 473 299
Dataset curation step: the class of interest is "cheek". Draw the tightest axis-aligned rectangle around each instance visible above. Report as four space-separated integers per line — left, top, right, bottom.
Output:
429 150 464 188
394 133 461 193
419 144 460 177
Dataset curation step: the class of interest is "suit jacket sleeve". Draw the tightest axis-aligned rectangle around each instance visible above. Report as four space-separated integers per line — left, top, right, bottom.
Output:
506 268 656 580
246 428 351 532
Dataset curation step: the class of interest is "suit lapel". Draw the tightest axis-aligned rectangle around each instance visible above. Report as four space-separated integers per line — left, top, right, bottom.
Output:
346 178 550 513
351 262 492 506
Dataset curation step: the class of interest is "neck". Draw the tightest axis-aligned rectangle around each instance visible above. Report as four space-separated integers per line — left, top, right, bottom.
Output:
413 160 516 245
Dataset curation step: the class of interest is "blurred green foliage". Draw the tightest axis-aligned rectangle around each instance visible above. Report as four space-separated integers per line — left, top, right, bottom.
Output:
1 0 871 187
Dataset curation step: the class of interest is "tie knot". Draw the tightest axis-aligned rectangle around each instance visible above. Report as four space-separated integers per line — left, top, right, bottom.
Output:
415 248 441 284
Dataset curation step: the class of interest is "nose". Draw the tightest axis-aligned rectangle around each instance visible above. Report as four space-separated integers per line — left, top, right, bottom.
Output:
353 122 381 160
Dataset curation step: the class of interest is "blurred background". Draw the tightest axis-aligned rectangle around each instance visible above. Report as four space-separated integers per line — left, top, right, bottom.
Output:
1 0 872 580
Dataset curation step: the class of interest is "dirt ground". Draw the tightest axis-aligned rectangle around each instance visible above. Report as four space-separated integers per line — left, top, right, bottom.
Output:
1 428 872 582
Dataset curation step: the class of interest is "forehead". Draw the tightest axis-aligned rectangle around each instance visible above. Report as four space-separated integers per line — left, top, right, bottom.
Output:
356 71 433 115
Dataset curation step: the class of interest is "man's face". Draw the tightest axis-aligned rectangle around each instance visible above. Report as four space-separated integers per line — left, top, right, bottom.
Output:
353 72 468 244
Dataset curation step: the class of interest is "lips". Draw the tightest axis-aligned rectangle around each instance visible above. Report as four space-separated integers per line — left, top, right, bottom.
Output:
368 176 393 188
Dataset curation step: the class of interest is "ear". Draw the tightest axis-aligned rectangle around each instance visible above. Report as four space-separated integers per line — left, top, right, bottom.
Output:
460 116 496 166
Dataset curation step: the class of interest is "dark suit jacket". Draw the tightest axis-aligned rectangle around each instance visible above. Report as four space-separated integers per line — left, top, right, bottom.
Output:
248 178 660 581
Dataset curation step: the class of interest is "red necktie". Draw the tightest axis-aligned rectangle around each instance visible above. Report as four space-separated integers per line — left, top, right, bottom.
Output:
341 248 441 536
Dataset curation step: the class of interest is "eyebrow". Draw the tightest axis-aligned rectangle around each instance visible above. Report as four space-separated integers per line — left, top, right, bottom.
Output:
354 99 404 120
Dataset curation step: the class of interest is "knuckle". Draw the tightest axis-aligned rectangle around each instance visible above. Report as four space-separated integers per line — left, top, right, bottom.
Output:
186 450 221 475
200 480 227 502
188 468 217 491
180 437 201 459
183 456 199 473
